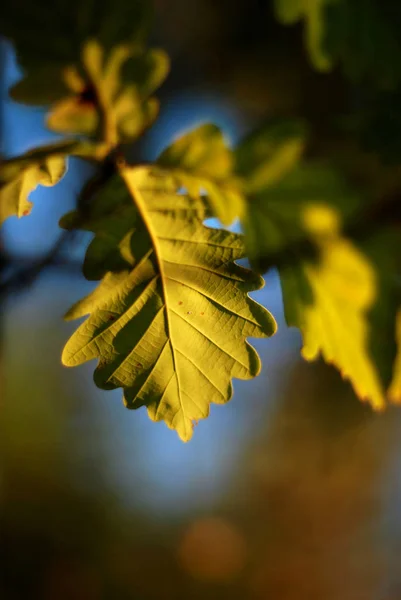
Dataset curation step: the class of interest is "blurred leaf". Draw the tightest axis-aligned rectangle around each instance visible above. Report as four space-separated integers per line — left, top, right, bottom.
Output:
274 0 336 71
0 0 151 71
62 167 276 441
235 118 307 193
245 191 400 409
242 163 360 272
389 310 401 401
274 0 401 87
281 233 386 409
157 124 244 225
10 40 169 145
0 141 76 226
358 230 401 395
235 120 360 272
239 123 398 408
123 49 170 99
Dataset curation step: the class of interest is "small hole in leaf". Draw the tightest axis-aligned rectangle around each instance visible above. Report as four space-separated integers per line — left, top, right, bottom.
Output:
187 311 192 315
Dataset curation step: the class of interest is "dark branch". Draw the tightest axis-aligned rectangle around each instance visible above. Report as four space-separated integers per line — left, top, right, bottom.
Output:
0 231 82 298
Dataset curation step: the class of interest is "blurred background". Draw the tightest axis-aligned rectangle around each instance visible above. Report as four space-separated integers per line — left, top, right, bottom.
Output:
2 2 401 598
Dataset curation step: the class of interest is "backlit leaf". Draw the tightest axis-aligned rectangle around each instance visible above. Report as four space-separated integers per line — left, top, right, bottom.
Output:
250 196 389 408
49 41 168 143
281 234 385 409
238 124 391 408
157 124 244 226
62 167 276 440
0 141 76 226
10 40 169 146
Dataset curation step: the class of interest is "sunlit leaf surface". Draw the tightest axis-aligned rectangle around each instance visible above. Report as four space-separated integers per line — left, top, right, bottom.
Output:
0 141 76 226
157 124 244 225
10 40 169 144
62 167 276 440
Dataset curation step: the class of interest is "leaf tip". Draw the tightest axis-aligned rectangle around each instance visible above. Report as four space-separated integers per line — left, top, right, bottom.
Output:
61 345 73 367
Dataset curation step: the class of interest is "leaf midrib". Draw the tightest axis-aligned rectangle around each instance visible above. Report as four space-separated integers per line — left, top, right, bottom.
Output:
123 170 188 429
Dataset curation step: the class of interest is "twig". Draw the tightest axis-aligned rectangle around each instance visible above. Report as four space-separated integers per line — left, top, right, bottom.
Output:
0 230 82 297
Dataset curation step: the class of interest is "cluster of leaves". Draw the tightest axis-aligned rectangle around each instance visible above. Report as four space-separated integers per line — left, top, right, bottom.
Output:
1 0 400 440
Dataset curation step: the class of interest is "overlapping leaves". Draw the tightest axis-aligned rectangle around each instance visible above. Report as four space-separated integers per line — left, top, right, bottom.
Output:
157 124 244 225
4 3 401 438
10 40 169 145
236 120 400 409
61 167 276 440
2 0 165 150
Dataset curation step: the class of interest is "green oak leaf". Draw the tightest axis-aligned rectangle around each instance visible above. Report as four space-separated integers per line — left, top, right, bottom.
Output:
0 141 76 226
10 40 169 145
239 130 393 409
157 124 244 226
62 167 276 441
